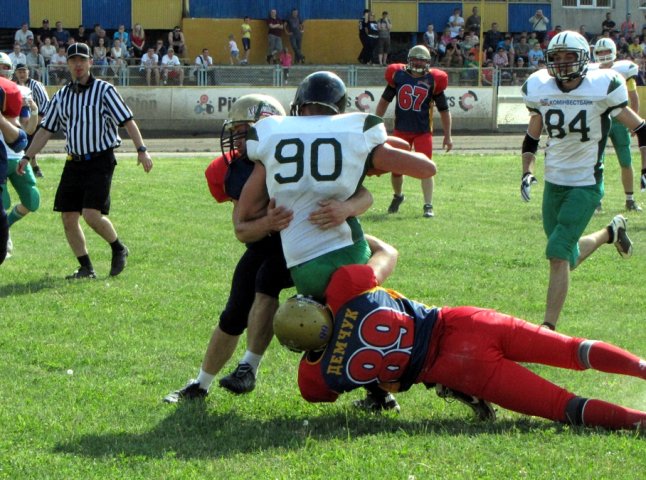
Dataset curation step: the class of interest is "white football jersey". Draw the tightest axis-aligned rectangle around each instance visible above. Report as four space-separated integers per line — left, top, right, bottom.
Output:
522 68 628 186
612 60 639 80
247 113 387 268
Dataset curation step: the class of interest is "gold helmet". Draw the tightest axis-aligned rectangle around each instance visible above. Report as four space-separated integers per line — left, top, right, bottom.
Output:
0 52 14 78
220 93 286 161
273 296 333 352
407 45 431 74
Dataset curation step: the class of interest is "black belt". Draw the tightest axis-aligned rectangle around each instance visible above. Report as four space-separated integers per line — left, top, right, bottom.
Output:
67 148 113 162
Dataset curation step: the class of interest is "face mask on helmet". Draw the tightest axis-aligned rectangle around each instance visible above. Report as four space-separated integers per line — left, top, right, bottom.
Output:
407 45 431 74
273 295 333 352
546 31 590 82
593 38 616 64
219 94 286 162
0 52 14 78
291 71 347 116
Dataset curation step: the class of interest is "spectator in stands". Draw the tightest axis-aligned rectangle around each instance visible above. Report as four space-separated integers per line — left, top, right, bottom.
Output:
36 19 53 47
617 35 630 59
621 13 637 37
358 9 371 64
161 48 184 85
8 43 26 69
366 12 379 65
131 24 146 58
21 36 35 54
628 35 644 60
93 37 109 76
154 39 167 65
527 42 545 70
512 56 528 85
279 47 291 84
578 25 593 43
441 37 464 84
377 11 391 66
439 26 452 59
484 22 504 60
493 47 511 83
114 24 131 50
602 12 616 34
40 37 56 65
110 38 128 76
76 25 88 45
546 25 562 43
96 27 111 49
88 24 101 48
448 8 464 39
285 8 305 64
496 35 515 65
461 50 479 83
527 31 539 47
25 46 45 81
481 58 495 85
465 6 481 34
140 47 160 86
168 26 186 56
423 24 438 64
460 29 479 56
528 9 549 43
49 46 67 84
228 34 240 65
515 34 530 63
53 21 71 47
194 48 213 69
15 23 34 50
266 9 284 64
241 16 252 65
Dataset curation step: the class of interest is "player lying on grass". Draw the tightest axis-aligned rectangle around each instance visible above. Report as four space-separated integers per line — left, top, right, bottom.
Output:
275 259 646 430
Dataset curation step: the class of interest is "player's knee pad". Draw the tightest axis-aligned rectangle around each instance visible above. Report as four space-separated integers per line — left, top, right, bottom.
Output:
218 308 250 337
564 396 589 426
576 340 597 369
21 185 40 212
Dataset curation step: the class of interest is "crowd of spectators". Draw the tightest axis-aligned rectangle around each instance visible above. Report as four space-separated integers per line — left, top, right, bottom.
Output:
414 9 646 86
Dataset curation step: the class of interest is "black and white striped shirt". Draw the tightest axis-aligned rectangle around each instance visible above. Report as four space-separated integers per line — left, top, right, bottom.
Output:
23 78 50 118
41 76 133 155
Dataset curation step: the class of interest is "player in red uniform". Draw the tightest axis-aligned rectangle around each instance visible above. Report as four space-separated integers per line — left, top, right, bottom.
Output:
276 263 646 430
0 65 29 264
375 45 453 218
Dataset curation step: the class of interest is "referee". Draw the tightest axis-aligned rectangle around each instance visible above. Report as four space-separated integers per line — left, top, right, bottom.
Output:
13 63 49 177
18 42 153 279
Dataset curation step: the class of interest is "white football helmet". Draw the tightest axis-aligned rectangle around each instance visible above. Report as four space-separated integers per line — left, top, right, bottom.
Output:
546 31 591 82
273 295 333 352
593 38 617 65
0 52 14 78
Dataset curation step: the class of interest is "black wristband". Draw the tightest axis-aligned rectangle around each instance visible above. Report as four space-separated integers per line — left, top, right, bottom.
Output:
541 321 556 331
522 133 539 155
21 155 31 162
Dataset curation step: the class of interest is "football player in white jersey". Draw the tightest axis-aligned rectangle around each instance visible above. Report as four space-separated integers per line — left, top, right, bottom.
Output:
593 37 642 211
236 71 436 301
520 31 646 331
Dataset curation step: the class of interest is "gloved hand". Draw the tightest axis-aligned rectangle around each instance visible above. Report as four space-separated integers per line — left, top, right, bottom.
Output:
353 390 400 413
521 172 538 202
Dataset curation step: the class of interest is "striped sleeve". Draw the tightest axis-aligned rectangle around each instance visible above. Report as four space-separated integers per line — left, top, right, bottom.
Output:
40 90 62 133
29 79 50 117
102 84 133 126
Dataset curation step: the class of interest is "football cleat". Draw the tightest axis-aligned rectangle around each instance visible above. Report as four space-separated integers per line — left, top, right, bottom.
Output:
594 202 603 215
625 200 642 212
6 233 13 259
520 172 537 202
219 362 256 394
387 194 405 214
353 390 401 413
641 170 646 192
608 215 632 258
109 246 129 276
163 379 208 403
435 384 496 421
32 165 44 178
423 203 434 218
65 266 97 280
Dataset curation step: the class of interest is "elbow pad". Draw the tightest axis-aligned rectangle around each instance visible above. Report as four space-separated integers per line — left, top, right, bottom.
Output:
433 92 449 112
633 121 646 148
522 132 539 155
7 128 28 153
381 85 396 102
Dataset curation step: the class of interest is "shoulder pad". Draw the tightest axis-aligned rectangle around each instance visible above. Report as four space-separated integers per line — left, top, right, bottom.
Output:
429 69 448 94
385 63 405 85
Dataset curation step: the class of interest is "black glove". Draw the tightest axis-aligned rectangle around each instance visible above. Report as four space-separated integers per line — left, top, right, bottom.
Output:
521 172 538 202
353 389 400 413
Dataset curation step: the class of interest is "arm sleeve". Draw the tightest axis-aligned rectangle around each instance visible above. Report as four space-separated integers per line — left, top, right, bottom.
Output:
103 85 134 126
430 68 449 95
204 155 231 203
325 264 378 314
298 355 339 403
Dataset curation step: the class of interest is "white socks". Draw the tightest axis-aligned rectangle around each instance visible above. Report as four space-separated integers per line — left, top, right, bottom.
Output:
241 351 263 376
196 369 215 391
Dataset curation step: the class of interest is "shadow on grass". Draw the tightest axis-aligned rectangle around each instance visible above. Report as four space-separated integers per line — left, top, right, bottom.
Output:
52 401 625 460
0 276 61 297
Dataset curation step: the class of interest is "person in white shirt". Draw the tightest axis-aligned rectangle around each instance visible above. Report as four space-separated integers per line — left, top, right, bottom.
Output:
39 37 56 65
140 47 159 86
8 43 27 68
161 48 183 85
194 48 213 68
14 23 34 50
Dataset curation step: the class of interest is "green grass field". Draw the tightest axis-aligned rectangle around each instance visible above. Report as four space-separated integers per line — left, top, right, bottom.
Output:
1 152 644 479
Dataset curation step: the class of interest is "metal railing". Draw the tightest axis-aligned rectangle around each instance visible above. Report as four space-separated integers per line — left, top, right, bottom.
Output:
41 64 537 88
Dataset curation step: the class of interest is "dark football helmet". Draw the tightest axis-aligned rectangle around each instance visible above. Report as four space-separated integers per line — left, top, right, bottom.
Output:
290 71 347 116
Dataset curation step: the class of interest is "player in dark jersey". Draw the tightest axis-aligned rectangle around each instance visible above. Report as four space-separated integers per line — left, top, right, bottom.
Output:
275 263 646 430
376 45 453 218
